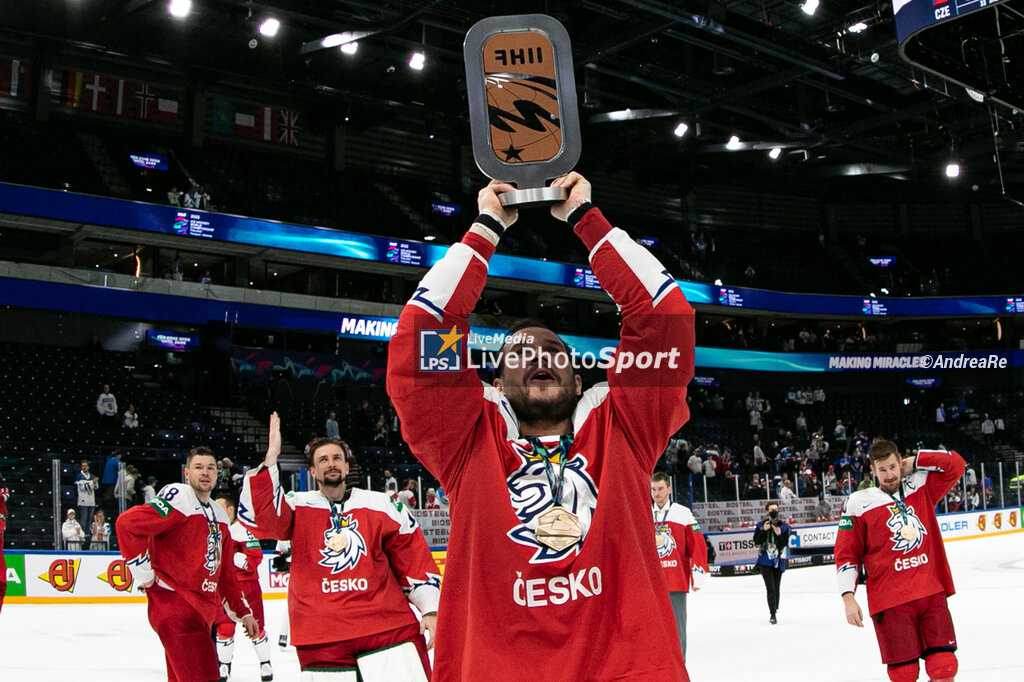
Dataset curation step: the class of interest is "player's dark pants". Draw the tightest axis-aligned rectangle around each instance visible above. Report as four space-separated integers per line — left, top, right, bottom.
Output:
296 621 430 676
759 564 783 616
147 586 219 682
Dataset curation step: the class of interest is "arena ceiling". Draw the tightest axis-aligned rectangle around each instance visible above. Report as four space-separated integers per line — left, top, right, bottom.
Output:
2 0 1023 195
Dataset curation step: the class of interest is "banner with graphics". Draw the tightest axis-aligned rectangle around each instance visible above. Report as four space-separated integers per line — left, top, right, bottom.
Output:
414 509 451 547
7 547 449 602
706 506 1023 566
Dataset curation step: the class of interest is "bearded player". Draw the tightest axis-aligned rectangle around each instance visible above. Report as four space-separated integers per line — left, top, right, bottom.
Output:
239 413 440 681
387 172 696 680
118 447 258 682
651 472 707 658
836 440 966 682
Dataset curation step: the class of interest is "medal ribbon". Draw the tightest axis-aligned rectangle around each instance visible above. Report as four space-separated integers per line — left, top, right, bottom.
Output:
526 435 574 508
329 500 345 533
887 481 909 525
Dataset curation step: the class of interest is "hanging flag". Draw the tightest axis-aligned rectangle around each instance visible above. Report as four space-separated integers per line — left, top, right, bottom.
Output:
133 82 157 119
233 101 257 138
278 109 300 146
211 95 233 134
0 57 33 99
257 105 274 141
153 90 179 124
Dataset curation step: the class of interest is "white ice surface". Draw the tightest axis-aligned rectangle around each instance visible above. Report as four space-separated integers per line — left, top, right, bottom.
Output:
1 532 1021 681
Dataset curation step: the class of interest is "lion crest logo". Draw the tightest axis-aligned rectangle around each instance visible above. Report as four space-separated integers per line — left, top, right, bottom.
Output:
655 523 676 559
204 524 222 576
505 441 598 564
886 503 927 554
318 515 367 574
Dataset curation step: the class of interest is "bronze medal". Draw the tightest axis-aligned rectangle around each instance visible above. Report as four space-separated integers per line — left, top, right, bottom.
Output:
656 532 667 548
899 525 917 542
327 533 348 551
535 505 582 551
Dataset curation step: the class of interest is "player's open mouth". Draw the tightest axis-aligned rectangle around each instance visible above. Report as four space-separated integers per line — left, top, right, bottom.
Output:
528 369 555 384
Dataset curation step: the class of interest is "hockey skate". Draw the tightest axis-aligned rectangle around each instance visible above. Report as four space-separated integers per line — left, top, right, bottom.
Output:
217 662 231 682
260 661 274 681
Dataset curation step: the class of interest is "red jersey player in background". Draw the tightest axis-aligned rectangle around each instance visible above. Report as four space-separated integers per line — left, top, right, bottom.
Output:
214 493 273 682
117 447 258 682
651 472 708 659
387 172 696 681
239 413 440 681
0 472 8 615
836 440 966 682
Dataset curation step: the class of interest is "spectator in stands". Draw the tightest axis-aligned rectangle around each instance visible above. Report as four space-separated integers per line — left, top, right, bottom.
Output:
62 509 86 550
814 494 832 522
424 488 440 509
193 185 211 210
778 479 797 502
142 476 159 503
398 480 418 509
75 460 99 543
795 411 808 443
936 402 947 430
994 415 1006 443
373 414 390 445
823 466 838 495
382 469 398 494
183 184 197 208
324 411 340 440
167 186 182 206
96 384 119 431
744 473 766 500
752 435 767 473
353 399 373 444
966 486 980 510
980 414 995 449
115 464 140 511
702 454 717 500
839 471 855 495
856 475 874 491
833 419 847 452
687 451 703 485
965 464 977 489
813 386 825 406
101 450 123 512
91 509 111 550
753 501 791 624
749 406 763 434
850 450 866 482
199 270 213 285
123 403 139 429
214 460 231 496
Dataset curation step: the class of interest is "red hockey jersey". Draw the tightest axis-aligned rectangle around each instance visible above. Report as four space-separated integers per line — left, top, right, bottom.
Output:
386 208 696 682
229 521 263 582
835 449 965 615
654 502 709 593
116 483 252 624
238 466 441 646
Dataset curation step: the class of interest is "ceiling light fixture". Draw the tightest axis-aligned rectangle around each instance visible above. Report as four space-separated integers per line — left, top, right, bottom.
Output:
769 147 782 160
408 51 426 70
945 163 961 178
801 0 819 16
340 42 358 55
848 22 867 33
168 0 191 19
726 135 742 150
965 87 985 102
673 122 689 137
259 18 280 38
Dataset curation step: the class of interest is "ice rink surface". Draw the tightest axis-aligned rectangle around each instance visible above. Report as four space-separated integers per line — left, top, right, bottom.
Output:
1 532 1021 681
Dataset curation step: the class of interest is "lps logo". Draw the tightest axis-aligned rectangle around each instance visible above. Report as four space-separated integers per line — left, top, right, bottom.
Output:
39 559 81 593
98 559 134 592
418 327 464 372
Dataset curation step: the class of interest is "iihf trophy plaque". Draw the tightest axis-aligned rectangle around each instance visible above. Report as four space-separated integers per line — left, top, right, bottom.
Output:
464 14 582 208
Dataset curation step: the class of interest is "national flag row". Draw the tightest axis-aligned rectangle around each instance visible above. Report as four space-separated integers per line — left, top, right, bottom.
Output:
0 57 33 99
210 96 301 146
48 70 181 125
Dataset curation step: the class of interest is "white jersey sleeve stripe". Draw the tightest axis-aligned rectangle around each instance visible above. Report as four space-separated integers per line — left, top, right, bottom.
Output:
600 227 680 308
405 242 478 322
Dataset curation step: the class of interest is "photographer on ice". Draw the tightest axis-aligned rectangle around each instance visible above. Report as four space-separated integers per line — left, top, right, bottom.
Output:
753 501 791 624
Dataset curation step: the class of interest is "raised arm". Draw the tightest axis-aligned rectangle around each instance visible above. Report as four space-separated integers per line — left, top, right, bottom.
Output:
237 412 296 540
552 173 695 467
386 182 518 486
